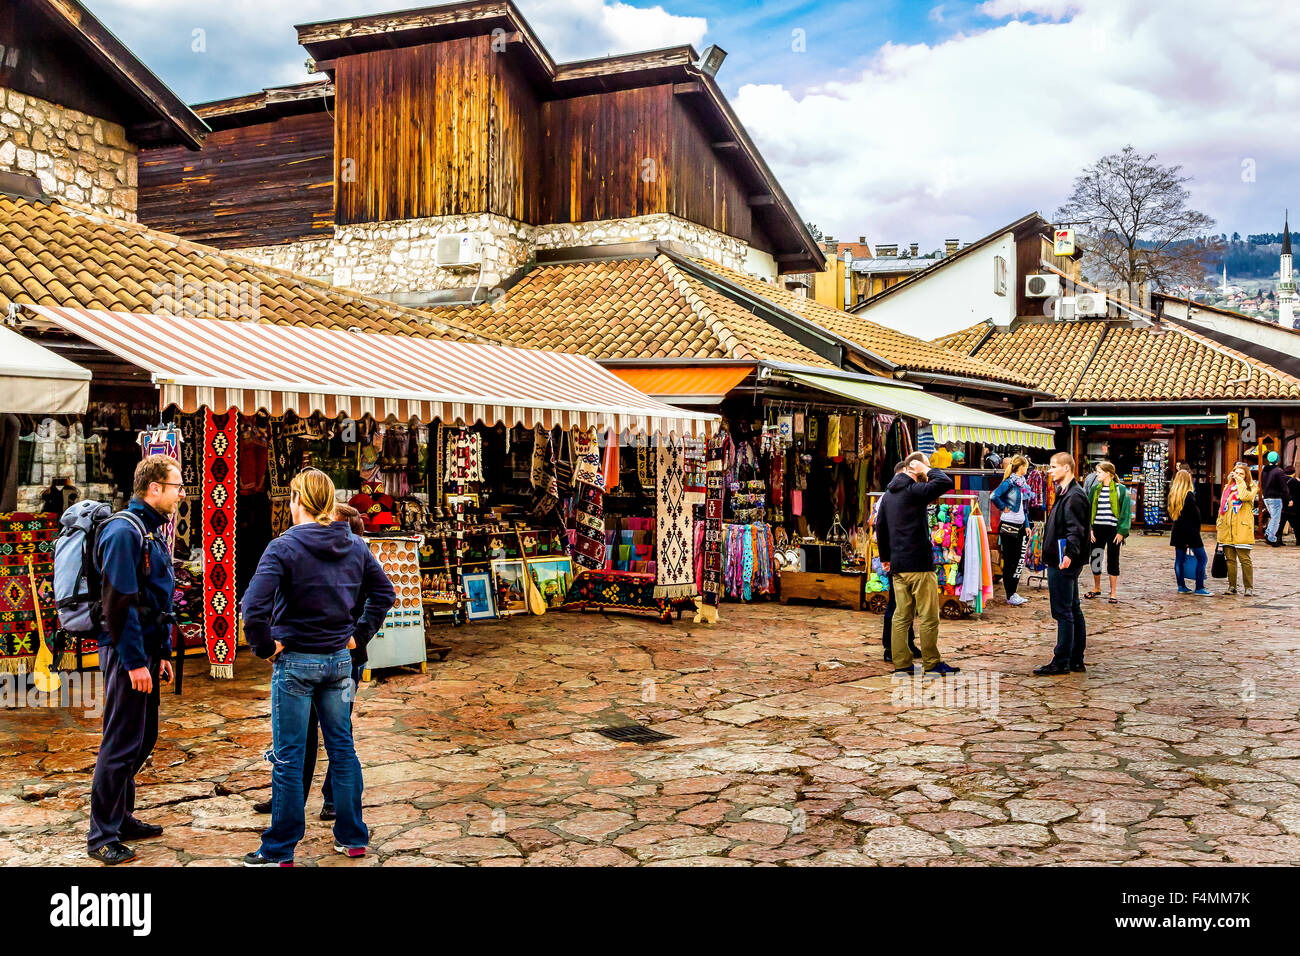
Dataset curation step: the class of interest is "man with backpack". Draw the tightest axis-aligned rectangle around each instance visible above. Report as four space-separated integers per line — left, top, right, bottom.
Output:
85 455 182 865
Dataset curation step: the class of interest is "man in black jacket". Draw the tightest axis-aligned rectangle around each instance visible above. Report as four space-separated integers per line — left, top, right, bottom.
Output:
1282 466 1300 547
1035 451 1091 676
1260 452 1288 545
876 451 958 676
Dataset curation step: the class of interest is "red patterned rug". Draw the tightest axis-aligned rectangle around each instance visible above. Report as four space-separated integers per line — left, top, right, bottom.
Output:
203 410 238 678
0 513 61 673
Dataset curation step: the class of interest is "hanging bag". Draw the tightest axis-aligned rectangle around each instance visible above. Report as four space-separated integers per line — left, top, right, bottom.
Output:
1210 544 1228 579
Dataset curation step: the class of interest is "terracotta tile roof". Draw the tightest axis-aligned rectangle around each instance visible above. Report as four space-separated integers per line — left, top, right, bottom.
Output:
441 255 838 367
682 256 1039 388
934 322 990 356
0 196 490 342
947 318 1300 402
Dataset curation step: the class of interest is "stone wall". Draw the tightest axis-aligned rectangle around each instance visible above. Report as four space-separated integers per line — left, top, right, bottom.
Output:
0 87 138 221
230 212 776 299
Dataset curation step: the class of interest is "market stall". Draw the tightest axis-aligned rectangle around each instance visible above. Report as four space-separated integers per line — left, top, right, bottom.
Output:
16 304 716 682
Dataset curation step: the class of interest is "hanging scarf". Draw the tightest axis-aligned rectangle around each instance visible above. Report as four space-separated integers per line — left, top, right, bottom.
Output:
601 427 619 491
571 427 601 486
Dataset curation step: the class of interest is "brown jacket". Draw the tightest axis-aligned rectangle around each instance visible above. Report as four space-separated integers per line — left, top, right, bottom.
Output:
1215 475 1257 547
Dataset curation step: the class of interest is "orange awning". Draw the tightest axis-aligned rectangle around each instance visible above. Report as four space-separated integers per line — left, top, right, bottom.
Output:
607 365 753 404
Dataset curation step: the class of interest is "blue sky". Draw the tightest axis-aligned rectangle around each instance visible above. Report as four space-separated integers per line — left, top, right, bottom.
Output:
90 0 1299 251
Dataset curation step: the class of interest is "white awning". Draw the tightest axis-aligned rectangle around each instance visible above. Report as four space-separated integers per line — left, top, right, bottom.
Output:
27 305 716 437
787 371 1055 449
1 325 91 414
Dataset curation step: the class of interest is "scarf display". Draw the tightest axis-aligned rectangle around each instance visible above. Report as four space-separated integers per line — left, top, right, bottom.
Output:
138 426 182 558
636 435 656 492
203 409 238 678
653 435 696 599
601 428 620 491
717 522 776 599
572 427 601 487
359 429 383 495
443 428 484 484
0 513 66 673
571 482 606 571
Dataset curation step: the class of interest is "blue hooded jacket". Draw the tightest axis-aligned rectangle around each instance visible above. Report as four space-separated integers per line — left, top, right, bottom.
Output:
241 520 395 659
95 498 175 671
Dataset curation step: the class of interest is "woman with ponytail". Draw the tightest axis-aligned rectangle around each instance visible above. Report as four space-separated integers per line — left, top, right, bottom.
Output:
240 468 395 867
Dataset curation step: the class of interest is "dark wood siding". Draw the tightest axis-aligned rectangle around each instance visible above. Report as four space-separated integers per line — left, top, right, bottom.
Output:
668 95 764 252
334 36 540 225
137 112 334 247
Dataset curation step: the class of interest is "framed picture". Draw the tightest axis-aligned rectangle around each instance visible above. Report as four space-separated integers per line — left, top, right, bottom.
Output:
526 556 574 609
490 558 530 615
462 572 497 621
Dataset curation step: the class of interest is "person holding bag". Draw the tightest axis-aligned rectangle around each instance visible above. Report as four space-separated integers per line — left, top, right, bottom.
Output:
1167 471 1209 595
991 455 1037 606
1216 461 1258 596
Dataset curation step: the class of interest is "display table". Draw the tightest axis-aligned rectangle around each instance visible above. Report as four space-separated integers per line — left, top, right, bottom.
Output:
562 569 695 622
778 570 866 610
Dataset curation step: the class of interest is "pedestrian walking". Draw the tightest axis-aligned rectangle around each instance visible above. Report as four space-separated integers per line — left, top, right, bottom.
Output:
1283 466 1300 547
1260 451 1288 546
1034 451 1090 676
87 455 182 865
1084 461 1131 604
1216 461 1258 596
875 451 959 677
990 454 1037 606
874 462 921 663
241 469 395 867
1168 471 1209 595
252 504 370 820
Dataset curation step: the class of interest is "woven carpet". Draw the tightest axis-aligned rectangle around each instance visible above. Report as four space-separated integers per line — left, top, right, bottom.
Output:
571 482 606 571
0 513 63 673
653 435 696 599
138 426 182 558
203 410 238 678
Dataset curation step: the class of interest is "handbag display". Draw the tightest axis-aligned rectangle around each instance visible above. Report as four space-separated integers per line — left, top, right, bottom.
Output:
1210 544 1228 579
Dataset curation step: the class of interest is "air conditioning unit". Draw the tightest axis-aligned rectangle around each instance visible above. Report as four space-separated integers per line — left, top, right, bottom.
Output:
1057 296 1078 320
434 234 482 269
1025 273 1061 298
1075 291 1108 316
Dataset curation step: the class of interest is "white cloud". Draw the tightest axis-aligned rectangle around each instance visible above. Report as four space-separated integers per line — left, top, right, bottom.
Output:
734 0 1300 247
89 0 707 102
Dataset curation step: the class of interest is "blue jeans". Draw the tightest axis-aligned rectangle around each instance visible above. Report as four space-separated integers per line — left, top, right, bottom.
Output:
258 650 367 862
1046 565 1086 667
1175 547 1207 591
1264 498 1283 542
304 663 364 810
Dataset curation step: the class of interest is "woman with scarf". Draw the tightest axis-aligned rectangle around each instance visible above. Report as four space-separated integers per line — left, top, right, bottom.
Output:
991 455 1037 606
1216 461 1258 596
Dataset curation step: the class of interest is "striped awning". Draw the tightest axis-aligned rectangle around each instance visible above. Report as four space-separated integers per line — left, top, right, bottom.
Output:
28 306 716 437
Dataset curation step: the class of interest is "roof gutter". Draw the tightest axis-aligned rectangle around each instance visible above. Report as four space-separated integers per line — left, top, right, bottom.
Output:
899 369 1045 398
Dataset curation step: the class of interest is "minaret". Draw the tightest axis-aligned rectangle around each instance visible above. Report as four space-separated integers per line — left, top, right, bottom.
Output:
1281 210 1296 328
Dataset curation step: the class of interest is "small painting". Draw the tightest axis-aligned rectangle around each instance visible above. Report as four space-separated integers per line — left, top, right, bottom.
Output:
462 572 497 621
490 558 530 615
526 556 574 609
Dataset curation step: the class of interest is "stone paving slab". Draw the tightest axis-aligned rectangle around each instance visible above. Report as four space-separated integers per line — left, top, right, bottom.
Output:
2 536 1299 866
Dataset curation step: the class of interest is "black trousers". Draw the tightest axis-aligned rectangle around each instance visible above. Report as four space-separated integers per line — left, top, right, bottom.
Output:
999 524 1027 597
1047 566 1086 667
882 580 918 652
88 646 160 850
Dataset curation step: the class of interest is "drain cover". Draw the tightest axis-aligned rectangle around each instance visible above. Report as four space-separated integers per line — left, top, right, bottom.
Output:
595 725 675 744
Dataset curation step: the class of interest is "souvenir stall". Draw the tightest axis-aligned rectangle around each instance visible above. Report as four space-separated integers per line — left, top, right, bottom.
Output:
17 304 714 683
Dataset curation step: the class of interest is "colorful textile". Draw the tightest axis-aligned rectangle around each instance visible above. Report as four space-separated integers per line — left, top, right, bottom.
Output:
267 418 293 498
270 497 291 537
443 428 484 484
699 433 727 609
176 411 203 496
601 428 620 491
203 409 238 678
572 427 601 487
0 513 61 673
562 569 692 622
654 435 696 599
571 483 606 571
138 426 182 558
636 436 655 491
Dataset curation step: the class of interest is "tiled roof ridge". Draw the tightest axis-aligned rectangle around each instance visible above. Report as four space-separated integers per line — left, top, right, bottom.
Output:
655 255 756 361
1167 322 1300 389
8 197 495 344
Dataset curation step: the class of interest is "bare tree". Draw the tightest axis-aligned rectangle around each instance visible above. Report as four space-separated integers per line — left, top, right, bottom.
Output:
1055 146 1220 293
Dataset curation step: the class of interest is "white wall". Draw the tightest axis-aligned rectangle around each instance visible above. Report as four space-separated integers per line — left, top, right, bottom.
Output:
1164 300 1300 362
856 232 1017 340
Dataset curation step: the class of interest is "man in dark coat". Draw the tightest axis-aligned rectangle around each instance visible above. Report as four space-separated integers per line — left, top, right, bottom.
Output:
1035 451 1091 676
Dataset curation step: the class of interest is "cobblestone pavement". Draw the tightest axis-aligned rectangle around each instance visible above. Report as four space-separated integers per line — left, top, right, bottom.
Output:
3 535 1299 867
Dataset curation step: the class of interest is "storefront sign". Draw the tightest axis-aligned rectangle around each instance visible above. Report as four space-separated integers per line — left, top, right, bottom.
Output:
1109 423 1162 430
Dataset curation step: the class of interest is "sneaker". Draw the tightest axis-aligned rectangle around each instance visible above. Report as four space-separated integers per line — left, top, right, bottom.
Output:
1007 594 1029 606
1194 588 1213 596
1244 588 1255 597
1176 586 1193 594
924 661 961 677
87 842 136 865
242 851 293 867
334 844 366 858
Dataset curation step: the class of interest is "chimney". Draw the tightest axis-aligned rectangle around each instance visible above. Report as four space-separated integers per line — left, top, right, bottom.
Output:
909 242 919 257
858 236 866 245
877 243 898 257
944 239 959 256
823 237 837 255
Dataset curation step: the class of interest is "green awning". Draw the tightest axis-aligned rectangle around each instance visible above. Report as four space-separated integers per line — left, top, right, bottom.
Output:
1070 415 1230 426
788 372 1055 449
